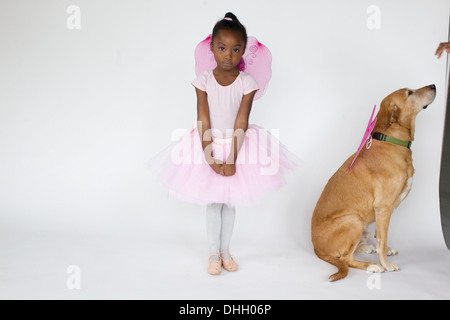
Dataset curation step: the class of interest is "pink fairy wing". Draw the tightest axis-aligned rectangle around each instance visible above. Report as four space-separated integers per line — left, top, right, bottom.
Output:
239 37 272 100
194 35 272 100
347 105 377 171
194 35 216 76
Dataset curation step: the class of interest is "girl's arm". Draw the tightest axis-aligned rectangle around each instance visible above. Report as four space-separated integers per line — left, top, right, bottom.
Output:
195 87 222 173
222 90 257 176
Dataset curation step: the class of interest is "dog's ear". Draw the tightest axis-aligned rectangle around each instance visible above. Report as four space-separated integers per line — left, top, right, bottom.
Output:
374 100 399 132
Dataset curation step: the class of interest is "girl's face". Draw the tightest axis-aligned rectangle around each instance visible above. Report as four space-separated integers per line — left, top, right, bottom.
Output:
210 29 246 72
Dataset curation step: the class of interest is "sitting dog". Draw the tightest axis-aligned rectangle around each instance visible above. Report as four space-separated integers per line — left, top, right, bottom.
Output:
311 85 436 281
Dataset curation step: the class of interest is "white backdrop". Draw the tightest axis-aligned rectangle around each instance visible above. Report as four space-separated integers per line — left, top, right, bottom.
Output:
1 0 450 299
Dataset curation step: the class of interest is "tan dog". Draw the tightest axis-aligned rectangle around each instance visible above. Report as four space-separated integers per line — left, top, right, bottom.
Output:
311 84 436 281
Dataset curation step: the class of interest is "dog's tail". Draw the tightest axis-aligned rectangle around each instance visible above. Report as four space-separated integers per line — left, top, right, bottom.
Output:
316 253 349 282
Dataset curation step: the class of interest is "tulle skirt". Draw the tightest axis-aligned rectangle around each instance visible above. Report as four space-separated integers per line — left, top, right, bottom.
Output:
147 124 299 207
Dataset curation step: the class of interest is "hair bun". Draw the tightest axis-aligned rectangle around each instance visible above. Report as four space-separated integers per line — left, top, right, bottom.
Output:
224 12 238 22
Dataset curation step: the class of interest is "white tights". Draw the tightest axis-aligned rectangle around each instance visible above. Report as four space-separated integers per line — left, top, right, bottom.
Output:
206 203 236 260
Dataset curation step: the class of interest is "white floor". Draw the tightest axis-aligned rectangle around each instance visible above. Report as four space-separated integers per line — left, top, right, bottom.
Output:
2 191 450 300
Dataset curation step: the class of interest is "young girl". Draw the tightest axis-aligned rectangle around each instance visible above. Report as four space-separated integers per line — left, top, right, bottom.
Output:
149 12 298 275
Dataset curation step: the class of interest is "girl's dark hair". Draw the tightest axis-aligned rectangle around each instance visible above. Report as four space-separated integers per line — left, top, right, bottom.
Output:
212 12 248 46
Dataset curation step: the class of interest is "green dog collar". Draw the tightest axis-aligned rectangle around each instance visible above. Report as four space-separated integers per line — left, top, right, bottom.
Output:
371 132 412 149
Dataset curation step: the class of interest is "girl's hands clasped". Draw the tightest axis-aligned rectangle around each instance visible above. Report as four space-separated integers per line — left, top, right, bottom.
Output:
209 160 236 176
209 159 223 175
220 163 236 176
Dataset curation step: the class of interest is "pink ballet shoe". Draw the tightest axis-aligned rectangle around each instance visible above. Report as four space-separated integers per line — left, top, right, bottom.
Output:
207 253 222 275
220 250 238 272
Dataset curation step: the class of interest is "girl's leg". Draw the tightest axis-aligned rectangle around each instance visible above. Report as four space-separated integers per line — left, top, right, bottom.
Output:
206 203 224 275
220 204 238 272
219 204 236 258
205 203 223 258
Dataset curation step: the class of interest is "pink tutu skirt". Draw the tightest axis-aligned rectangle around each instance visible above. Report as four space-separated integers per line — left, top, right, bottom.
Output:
148 124 299 207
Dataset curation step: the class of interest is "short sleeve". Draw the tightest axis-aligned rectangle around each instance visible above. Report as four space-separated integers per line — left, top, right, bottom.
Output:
243 73 259 95
191 71 209 92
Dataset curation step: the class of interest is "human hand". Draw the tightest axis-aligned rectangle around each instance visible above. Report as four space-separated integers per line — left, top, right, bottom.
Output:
209 159 223 175
220 163 236 176
435 42 450 59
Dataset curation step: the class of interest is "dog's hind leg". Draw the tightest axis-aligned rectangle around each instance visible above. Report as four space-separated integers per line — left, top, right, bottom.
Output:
315 254 349 282
314 213 366 281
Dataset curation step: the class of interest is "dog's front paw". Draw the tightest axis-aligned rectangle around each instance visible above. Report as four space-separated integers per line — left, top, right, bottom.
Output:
356 243 376 254
387 247 398 256
366 264 384 273
376 246 399 256
383 261 400 272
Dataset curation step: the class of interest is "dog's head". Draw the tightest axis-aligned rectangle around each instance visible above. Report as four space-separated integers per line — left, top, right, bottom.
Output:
373 84 436 140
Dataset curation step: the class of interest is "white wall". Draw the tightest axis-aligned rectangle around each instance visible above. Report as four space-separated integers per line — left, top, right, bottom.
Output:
0 0 449 254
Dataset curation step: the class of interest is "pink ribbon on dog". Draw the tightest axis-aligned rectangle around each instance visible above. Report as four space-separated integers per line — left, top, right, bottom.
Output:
347 105 377 171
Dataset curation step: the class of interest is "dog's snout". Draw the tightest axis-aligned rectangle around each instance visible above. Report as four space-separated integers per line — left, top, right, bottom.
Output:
421 84 437 110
